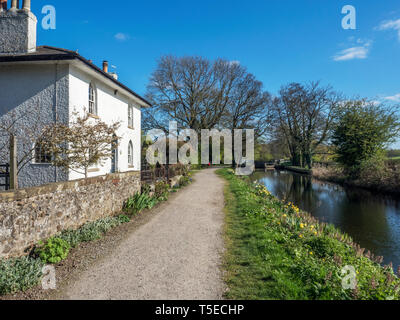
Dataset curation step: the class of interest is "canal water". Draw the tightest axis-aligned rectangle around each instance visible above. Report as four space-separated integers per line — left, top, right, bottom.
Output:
251 170 400 269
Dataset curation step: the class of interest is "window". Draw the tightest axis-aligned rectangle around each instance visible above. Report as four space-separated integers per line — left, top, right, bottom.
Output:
128 104 134 128
89 83 97 115
34 140 52 164
128 141 133 167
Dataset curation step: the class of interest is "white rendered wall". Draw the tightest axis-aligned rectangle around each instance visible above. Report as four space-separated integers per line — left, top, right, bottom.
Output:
0 63 69 188
68 65 141 181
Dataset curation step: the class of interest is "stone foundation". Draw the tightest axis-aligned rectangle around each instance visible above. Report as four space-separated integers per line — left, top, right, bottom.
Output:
0 171 140 259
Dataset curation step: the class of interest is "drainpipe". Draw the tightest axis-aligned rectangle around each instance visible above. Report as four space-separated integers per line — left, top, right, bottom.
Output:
54 63 58 182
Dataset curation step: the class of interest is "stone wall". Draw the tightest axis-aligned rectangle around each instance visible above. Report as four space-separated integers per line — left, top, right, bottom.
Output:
0 171 141 259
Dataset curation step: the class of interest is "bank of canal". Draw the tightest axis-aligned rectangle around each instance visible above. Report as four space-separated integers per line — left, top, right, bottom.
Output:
251 170 400 269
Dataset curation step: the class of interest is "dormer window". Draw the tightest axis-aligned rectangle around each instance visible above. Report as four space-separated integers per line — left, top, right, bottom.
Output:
89 83 97 115
128 104 134 128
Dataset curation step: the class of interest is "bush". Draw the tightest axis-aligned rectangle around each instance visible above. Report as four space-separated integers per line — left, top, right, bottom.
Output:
178 175 190 187
35 237 70 264
154 181 170 200
0 257 44 295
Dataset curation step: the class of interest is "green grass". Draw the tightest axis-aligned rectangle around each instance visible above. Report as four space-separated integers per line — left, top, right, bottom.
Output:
218 168 400 300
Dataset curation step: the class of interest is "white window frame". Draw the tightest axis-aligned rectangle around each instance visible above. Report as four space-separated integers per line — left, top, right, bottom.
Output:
33 140 52 164
128 104 134 128
128 140 134 167
89 82 97 115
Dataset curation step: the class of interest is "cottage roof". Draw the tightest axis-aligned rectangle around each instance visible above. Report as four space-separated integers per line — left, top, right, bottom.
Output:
0 45 151 107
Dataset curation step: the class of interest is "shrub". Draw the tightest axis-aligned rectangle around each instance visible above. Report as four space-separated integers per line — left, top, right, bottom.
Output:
155 181 170 200
178 175 190 187
35 237 70 264
0 257 44 295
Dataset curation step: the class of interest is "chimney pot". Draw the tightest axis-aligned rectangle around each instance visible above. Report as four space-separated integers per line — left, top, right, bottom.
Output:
22 0 30 11
0 0 7 11
10 0 17 10
103 60 109 73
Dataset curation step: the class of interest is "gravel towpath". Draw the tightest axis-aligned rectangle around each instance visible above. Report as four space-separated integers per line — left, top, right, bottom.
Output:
55 169 226 300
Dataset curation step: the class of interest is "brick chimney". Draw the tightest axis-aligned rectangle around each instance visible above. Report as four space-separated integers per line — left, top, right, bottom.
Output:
0 0 37 55
103 61 109 73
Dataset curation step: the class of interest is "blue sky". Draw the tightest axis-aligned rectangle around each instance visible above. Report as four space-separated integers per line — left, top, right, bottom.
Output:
33 0 400 145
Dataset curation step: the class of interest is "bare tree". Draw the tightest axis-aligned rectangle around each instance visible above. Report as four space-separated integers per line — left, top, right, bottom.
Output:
143 56 257 134
222 72 271 137
43 111 121 178
272 82 340 168
143 56 272 168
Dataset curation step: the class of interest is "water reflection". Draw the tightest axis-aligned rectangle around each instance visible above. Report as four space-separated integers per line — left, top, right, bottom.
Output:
251 170 400 269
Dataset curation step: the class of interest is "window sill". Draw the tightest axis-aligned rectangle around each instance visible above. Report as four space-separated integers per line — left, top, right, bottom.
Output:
128 126 135 130
88 168 100 173
128 165 135 169
88 113 100 119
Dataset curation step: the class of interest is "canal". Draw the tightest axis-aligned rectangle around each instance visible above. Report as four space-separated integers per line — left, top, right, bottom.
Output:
251 169 400 269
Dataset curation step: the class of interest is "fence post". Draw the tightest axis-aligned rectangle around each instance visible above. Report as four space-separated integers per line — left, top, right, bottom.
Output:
9 134 18 190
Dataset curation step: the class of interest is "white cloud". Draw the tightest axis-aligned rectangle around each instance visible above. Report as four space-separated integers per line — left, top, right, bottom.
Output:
114 33 130 42
333 39 372 62
385 93 400 102
376 19 400 41
333 46 369 61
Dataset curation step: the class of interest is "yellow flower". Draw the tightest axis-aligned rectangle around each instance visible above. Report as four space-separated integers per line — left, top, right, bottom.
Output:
299 234 303 238
309 252 313 255
300 223 304 229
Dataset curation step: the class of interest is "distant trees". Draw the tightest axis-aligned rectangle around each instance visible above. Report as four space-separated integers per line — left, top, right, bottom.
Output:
271 82 340 168
332 100 400 177
144 56 238 133
143 55 271 167
143 55 271 137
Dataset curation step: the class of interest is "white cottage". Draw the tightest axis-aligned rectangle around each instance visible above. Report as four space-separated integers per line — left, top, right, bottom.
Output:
0 0 150 188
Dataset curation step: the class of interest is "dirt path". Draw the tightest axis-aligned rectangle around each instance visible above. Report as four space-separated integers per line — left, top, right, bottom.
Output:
53 169 225 300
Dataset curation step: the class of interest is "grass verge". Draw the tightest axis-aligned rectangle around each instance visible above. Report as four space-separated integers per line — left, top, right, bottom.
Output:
218 168 400 300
